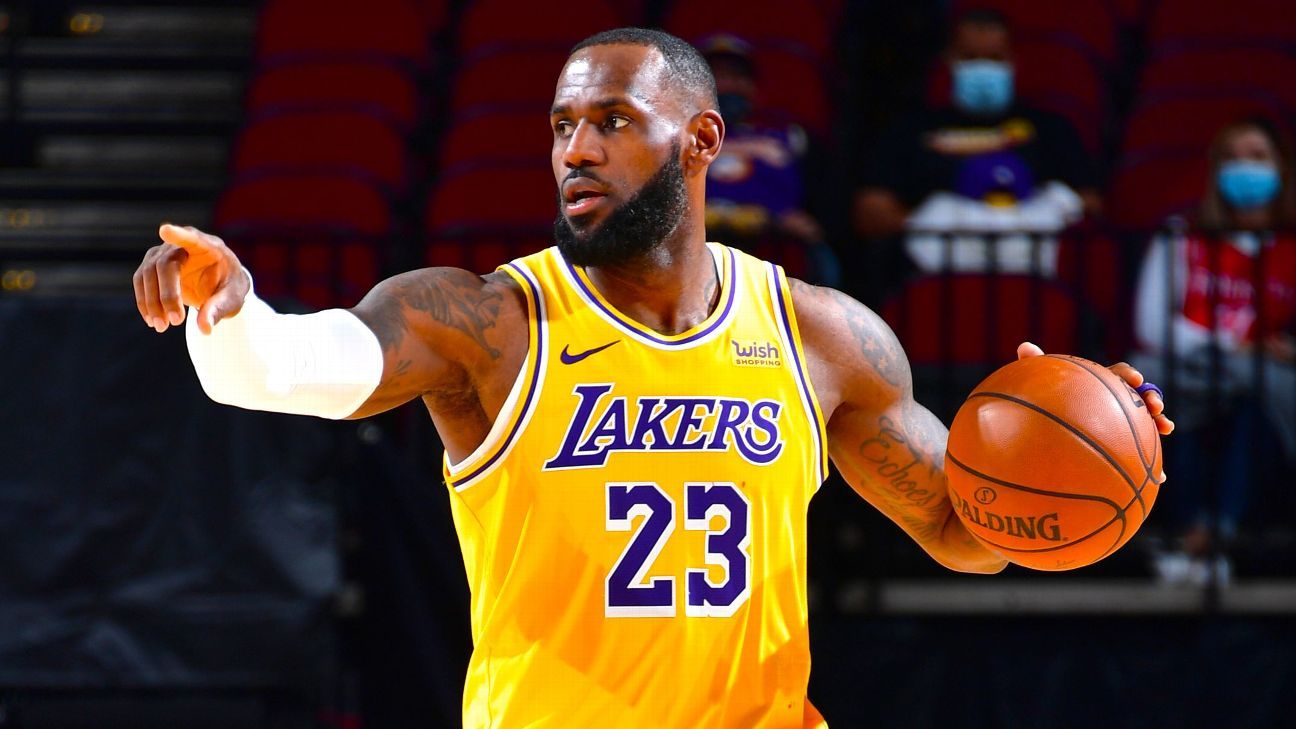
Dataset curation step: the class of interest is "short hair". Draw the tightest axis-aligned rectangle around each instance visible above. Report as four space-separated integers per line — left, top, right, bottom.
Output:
955 7 1010 30
570 27 718 109
953 7 1010 40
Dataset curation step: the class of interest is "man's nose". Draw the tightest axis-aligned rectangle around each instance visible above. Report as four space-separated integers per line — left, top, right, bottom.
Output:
561 120 605 169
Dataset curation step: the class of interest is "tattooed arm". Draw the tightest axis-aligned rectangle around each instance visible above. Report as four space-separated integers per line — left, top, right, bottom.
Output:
790 280 1007 574
347 267 526 419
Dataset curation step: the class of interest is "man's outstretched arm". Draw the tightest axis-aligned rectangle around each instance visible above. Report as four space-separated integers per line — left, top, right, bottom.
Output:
132 224 523 419
790 281 1005 573
791 282 1172 574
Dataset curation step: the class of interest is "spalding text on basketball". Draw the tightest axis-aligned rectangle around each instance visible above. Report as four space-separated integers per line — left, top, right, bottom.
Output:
959 501 1065 542
544 383 784 469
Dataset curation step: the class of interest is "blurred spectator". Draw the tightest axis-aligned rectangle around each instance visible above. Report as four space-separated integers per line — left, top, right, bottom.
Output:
850 9 1099 283
699 34 841 287
1133 118 1296 586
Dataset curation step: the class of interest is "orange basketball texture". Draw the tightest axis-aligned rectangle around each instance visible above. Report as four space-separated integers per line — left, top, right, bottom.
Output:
945 355 1163 571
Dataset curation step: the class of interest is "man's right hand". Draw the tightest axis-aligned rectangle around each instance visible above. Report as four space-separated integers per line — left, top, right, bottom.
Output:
133 224 250 334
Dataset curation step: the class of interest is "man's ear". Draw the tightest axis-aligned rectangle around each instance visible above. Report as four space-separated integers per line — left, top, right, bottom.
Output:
685 109 725 176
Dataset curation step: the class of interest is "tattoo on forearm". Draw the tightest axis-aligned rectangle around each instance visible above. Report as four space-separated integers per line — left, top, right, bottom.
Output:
858 414 940 508
835 405 952 543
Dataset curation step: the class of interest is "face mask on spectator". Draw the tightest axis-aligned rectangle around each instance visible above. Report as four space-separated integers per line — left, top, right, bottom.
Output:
717 93 752 124
952 60 1013 116
1218 160 1281 209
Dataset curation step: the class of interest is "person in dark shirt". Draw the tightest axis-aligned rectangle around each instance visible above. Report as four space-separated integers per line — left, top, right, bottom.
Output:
852 8 1100 242
699 34 840 287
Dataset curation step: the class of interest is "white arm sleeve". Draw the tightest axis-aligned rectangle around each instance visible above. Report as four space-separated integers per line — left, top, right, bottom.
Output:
185 287 384 419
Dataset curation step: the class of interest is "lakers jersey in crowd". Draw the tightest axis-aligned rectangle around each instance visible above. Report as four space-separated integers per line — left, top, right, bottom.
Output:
443 244 829 728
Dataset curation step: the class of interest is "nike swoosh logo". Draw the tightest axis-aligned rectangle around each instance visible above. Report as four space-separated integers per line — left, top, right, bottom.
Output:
560 340 620 364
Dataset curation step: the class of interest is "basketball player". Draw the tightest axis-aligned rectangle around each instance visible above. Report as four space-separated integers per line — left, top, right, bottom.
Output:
132 29 1172 728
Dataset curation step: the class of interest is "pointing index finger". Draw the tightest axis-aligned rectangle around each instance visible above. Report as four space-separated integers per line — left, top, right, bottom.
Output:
158 223 217 253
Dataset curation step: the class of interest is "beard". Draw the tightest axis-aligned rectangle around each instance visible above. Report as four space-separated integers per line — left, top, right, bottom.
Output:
554 142 688 268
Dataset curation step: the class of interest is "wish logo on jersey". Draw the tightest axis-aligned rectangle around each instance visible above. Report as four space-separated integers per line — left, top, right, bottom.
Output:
543 383 785 469
731 339 782 367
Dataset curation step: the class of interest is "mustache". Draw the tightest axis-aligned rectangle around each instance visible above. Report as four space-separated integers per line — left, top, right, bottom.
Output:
562 168 607 186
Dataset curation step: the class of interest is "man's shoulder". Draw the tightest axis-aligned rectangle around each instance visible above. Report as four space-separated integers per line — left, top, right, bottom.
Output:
785 278 865 340
785 278 911 412
355 264 530 344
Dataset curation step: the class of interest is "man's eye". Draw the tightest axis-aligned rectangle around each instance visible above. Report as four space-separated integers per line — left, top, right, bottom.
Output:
554 121 573 137
607 116 630 130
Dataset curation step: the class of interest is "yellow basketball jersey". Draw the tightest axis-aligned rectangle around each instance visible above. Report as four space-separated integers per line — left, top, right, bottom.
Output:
442 244 828 728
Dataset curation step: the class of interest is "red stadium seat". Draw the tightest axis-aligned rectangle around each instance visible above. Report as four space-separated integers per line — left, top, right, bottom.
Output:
214 174 392 307
951 0 1117 64
750 46 833 137
1148 0 1296 46
234 235 382 309
1056 229 1122 320
1110 0 1154 30
603 0 648 26
457 0 625 54
882 273 1083 365
1139 49 1296 113
450 50 570 115
1121 95 1292 157
216 174 393 235
816 0 846 26
231 111 411 192
1107 151 1209 231
1015 40 1103 114
411 0 452 33
664 0 833 60
257 0 431 67
439 110 553 170
425 164 557 236
245 61 422 130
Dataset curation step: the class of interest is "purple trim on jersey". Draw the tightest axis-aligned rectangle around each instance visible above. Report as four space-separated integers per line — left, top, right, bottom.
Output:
449 261 544 488
563 247 738 346
770 264 828 481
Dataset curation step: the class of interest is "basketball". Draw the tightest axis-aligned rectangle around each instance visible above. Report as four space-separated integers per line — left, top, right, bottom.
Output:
945 354 1163 571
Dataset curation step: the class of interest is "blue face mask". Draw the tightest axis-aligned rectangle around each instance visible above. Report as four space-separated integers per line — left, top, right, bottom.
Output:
1218 160 1281 209
952 60 1014 116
